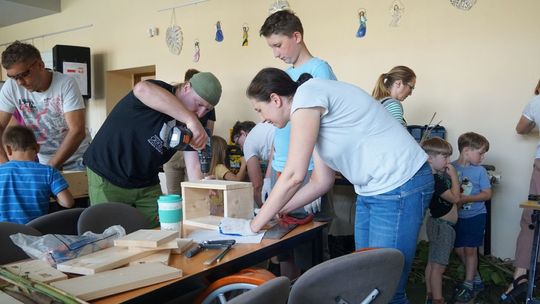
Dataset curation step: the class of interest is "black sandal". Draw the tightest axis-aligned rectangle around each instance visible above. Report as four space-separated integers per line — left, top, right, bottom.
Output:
500 274 528 303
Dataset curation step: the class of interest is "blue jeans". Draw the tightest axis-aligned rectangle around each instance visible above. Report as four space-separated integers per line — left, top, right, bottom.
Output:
355 162 434 304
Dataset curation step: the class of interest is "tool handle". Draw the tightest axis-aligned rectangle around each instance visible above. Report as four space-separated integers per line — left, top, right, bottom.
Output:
203 245 232 265
184 244 203 258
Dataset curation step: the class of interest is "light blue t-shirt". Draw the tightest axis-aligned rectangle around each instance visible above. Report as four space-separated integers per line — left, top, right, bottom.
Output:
452 161 491 219
0 160 68 224
272 57 337 172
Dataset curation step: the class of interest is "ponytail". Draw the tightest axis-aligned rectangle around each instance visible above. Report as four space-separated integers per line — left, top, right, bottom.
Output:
297 73 313 86
247 68 311 102
371 66 416 100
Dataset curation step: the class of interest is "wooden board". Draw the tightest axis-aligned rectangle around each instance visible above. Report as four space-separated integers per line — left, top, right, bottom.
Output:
56 246 156 275
61 171 88 198
51 263 182 301
520 200 540 210
114 229 178 248
0 290 24 304
129 250 171 266
127 239 179 252
4 259 67 283
181 180 252 190
171 238 193 255
183 215 222 230
224 187 254 219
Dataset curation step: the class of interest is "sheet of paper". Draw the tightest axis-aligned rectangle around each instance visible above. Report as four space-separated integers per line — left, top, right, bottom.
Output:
187 229 265 244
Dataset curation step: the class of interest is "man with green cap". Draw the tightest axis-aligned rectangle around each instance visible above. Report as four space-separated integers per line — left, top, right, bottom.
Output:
83 72 222 227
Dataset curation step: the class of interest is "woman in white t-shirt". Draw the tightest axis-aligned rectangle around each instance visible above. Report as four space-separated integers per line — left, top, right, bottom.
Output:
502 79 540 302
220 68 433 304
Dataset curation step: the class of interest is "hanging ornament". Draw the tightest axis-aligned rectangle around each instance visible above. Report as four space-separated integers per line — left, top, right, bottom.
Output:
165 9 183 55
450 0 477 10
356 9 367 38
268 0 291 14
215 21 224 42
242 24 249 46
389 0 405 27
193 40 200 62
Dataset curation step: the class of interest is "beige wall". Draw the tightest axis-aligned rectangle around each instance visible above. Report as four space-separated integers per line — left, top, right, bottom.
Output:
1 0 539 259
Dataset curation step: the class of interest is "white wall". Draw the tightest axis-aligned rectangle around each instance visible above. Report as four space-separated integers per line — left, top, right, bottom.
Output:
1 0 539 259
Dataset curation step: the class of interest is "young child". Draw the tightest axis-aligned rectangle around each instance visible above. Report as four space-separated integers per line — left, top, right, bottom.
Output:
209 135 246 181
0 125 74 224
422 138 461 304
452 132 492 302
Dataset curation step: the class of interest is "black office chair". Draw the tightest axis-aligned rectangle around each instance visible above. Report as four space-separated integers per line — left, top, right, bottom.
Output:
77 202 148 234
27 208 85 235
287 248 404 304
0 222 42 264
226 276 291 304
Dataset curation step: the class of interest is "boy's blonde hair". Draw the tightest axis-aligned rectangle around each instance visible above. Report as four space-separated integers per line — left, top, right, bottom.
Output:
421 137 453 156
457 132 490 153
2 125 38 152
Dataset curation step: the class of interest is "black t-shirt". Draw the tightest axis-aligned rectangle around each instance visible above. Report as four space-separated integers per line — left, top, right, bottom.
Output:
84 80 198 188
429 173 454 218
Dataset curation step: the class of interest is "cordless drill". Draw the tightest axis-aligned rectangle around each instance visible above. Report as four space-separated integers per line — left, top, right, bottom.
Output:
197 128 212 175
164 123 212 175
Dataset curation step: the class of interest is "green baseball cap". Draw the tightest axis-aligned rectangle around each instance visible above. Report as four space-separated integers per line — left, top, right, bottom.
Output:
189 72 222 106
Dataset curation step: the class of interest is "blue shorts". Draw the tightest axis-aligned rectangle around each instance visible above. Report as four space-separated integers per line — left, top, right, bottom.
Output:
454 213 486 248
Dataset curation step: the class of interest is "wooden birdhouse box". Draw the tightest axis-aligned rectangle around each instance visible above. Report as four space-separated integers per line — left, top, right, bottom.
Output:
181 180 254 230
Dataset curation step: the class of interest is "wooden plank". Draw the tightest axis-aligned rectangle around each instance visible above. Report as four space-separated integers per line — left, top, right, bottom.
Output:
181 180 251 190
129 250 171 266
126 239 179 252
56 246 156 275
520 200 540 210
4 259 67 283
224 187 254 219
61 171 88 198
183 216 222 230
114 229 178 248
0 290 24 304
51 263 182 301
171 238 193 255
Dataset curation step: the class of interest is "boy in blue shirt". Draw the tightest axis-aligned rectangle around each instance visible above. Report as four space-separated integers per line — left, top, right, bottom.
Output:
0 125 73 224
452 132 492 302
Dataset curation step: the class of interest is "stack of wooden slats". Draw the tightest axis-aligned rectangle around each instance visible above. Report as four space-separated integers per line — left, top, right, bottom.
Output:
4 229 193 302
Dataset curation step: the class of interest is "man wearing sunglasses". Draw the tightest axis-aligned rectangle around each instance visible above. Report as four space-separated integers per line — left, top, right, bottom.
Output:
0 41 90 170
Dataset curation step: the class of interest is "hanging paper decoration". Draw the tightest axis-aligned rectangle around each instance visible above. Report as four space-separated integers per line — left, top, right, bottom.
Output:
450 0 477 10
356 9 367 38
193 40 200 62
215 21 224 42
389 0 404 27
268 0 291 14
165 9 183 55
242 24 249 46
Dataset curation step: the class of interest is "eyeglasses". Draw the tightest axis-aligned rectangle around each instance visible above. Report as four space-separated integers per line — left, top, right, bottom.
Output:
406 83 415 90
7 60 38 81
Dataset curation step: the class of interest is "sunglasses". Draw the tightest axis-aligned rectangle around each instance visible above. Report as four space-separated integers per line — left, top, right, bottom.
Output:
7 60 38 81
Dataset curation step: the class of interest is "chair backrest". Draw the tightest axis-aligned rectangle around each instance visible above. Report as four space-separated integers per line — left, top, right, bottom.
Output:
0 222 42 265
288 248 404 304
77 202 148 235
227 276 290 304
27 208 85 235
